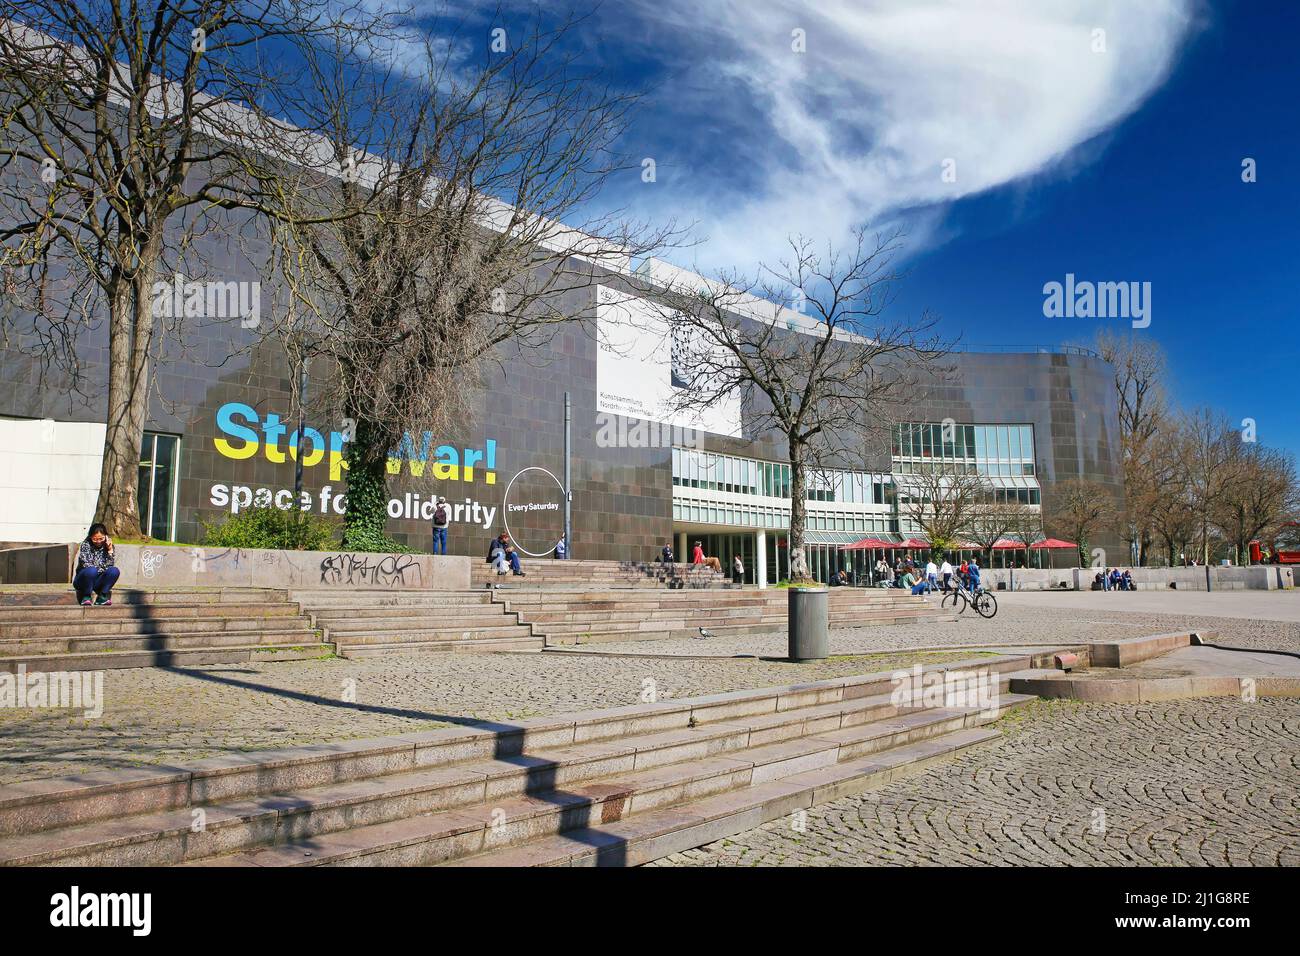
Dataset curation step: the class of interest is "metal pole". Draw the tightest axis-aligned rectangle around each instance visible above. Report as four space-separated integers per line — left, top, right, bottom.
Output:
563 391 572 560
294 355 307 500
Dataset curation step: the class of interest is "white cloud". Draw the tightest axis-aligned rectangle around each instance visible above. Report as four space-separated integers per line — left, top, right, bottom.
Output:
601 0 1199 274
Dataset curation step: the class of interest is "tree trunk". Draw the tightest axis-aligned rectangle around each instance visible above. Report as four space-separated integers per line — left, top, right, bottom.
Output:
787 447 811 582
341 415 396 551
93 271 148 538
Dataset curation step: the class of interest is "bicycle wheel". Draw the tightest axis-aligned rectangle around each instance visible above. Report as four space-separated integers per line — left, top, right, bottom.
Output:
974 590 998 618
940 588 967 614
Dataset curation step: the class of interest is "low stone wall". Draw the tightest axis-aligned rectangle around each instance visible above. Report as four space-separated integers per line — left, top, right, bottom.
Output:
1072 565 1294 591
0 545 75 585
0 543 469 590
983 568 1076 591
973 565 1295 592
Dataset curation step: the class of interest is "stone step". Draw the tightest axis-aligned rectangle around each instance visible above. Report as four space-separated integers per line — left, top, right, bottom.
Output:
0 642 334 674
191 704 1025 868
328 624 535 645
0 688 918 865
0 588 292 608
340 636 544 657
287 590 494 608
520 602 938 625
0 655 1040 839
311 608 518 628
0 625 321 656
0 616 315 642
453 727 1007 867
0 602 302 623
494 590 928 606
185 705 1001 867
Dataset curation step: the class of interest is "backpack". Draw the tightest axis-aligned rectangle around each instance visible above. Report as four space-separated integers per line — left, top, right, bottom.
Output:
434 505 447 525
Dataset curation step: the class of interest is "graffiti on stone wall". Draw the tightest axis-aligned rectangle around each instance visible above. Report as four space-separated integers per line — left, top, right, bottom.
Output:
318 553 423 588
140 549 165 579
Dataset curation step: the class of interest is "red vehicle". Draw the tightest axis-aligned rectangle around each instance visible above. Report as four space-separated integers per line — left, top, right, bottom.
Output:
1250 522 1300 563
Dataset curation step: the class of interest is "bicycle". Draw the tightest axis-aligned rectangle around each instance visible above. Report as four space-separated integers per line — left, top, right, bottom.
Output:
939 578 998 618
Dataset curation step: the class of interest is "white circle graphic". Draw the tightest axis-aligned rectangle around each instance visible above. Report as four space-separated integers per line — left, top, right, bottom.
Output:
501 466 565 557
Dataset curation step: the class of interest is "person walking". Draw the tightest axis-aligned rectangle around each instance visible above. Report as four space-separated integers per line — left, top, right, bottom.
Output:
939 556 954 592
431 496 450 555
732 554 745 584
74 523 120 606
925 558 938 594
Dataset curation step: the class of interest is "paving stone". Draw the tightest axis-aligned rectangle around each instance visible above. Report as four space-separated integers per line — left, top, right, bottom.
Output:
649 696 1300 867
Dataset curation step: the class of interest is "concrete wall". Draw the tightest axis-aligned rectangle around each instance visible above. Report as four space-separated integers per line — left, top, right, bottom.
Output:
978 565 1296 592
0 544 469 590
983 568 1076 591
0 418 104 544
1072 566 1293 591
0 545 76 585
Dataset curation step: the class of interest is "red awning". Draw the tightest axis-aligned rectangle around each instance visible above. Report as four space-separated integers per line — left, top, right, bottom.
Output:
899 538 931 549
1030 538 1078 550
841 537 901 550
991 539 1028 550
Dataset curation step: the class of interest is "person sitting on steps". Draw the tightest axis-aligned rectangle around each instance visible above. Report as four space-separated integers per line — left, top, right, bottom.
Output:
691 540 722 573
486 532 526 576
74 522 120 606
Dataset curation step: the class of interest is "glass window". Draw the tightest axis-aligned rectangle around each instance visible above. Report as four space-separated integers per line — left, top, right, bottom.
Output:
974 426 986 461
137 432 179 541
1008 427 1020 461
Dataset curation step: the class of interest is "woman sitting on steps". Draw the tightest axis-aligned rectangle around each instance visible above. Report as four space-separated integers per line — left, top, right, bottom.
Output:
74 522 120 606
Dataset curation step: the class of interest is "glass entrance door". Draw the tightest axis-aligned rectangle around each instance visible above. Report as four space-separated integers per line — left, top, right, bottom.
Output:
137 432 179 540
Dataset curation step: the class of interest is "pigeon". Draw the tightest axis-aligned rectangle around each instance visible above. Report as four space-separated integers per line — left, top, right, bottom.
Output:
696 627 714 640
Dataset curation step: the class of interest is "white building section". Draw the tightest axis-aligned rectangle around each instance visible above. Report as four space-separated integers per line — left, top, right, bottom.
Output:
0 417 104 543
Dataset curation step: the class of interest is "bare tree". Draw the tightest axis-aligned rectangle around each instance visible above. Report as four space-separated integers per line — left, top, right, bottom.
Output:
1181 407 1236 565
647 230 949 581
1047 478 1113 567
0 0 395 537
1211 442 1298 565
966 499 1039 568
896 463 991 558
265 15 674 549
1147 426 1198 566
1095 330 1169 564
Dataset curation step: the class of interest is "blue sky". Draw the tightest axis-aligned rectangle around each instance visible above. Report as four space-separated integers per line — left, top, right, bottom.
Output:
401 1 1296 455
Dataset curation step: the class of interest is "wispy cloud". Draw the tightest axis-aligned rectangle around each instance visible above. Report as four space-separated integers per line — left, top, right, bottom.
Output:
582 0 1200 274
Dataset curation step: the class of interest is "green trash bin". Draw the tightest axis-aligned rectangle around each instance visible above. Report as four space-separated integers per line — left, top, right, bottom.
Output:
788 586 829 661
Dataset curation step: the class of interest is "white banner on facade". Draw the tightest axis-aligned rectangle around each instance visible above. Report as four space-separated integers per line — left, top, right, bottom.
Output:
595 286 742 438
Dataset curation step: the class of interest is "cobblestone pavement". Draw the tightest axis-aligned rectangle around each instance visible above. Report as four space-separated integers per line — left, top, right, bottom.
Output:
0 648 967 785
650 696 1300 867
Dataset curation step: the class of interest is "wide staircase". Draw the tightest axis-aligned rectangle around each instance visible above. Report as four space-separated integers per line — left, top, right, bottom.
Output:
501 586 953 646
0 587 329 673
292 589 543 656
0 654 1049 867
471 558 730 590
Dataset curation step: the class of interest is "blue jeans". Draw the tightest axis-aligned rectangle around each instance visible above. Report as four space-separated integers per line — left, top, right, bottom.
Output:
74 566 119 602
432 527 447 555
492 550 522 573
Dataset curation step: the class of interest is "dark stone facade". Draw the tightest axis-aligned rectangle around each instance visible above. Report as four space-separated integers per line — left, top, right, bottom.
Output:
1 273 1123 559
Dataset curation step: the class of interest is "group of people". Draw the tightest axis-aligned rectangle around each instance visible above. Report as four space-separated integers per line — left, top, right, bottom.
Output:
875 555 982 596
1093 567 1135 591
